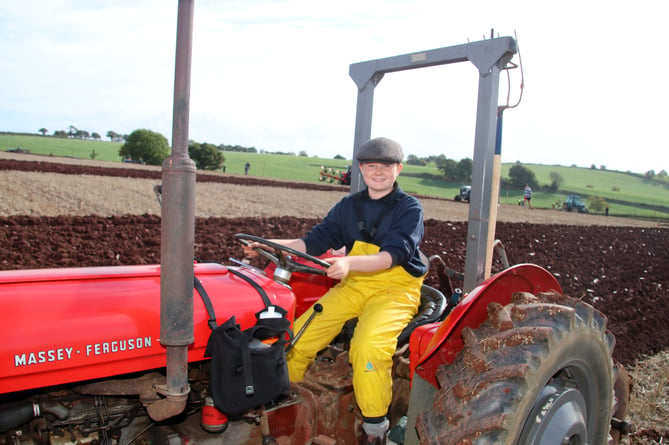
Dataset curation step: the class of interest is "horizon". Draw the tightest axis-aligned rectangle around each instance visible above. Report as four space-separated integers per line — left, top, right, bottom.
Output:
2 130 662 177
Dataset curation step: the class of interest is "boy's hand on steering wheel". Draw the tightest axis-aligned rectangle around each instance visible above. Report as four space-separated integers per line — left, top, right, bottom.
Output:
241 241 262 258
323 256 349 280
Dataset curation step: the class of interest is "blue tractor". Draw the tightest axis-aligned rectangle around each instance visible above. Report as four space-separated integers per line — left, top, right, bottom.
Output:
563 194 588 213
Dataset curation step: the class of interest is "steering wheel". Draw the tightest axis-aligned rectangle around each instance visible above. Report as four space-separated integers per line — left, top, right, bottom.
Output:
235 233 330 276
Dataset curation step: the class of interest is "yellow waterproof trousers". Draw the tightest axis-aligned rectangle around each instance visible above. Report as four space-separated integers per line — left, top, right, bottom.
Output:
287 241 423 418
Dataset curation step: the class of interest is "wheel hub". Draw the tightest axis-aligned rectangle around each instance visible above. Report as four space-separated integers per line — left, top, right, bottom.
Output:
519 382 588 445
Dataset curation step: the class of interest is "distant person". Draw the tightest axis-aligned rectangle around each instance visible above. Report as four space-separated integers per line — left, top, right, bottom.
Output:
244 162 250 175
242 137 426 444
523 184 533 209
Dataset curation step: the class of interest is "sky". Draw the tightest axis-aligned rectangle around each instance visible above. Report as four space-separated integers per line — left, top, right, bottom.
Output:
1 0 667 175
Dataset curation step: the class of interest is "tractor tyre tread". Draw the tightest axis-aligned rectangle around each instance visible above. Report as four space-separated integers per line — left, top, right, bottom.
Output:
415 291 616 445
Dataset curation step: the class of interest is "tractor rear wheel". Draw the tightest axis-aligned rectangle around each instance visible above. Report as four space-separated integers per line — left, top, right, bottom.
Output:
415 292 618 445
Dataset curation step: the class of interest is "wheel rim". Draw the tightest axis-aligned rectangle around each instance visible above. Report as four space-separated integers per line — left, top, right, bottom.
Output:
519 375 589 445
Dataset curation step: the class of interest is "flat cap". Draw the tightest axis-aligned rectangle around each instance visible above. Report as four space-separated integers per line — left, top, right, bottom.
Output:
355 137 404 164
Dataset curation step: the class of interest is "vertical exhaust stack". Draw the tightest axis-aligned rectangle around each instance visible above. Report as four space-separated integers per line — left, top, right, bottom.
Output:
154 0 195 421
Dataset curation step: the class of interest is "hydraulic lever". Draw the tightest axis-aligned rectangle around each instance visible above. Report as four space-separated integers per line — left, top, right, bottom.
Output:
285 303 323 353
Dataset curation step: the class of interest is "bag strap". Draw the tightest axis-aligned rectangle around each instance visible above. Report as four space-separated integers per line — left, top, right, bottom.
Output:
228 269 272 307
240 341 255 395
194 276 218 330
217 320 255 395
195 269 277 330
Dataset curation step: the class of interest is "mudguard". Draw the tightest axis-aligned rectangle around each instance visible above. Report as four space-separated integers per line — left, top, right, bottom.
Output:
410 263 562 386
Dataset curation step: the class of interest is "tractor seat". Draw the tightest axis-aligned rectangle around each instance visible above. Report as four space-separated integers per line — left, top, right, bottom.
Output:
397 284 446 343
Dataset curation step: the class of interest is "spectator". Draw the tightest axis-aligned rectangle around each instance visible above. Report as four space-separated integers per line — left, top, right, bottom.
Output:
523 184 533 209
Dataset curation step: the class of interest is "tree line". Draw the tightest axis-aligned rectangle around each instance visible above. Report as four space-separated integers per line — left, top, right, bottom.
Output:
116 129 323 170
39 126 127 143
408 153 546 190
37 124 668 191
116 128 558 187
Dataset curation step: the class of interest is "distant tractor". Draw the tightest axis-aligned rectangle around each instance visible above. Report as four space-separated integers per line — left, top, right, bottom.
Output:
563 194 588 213
5 147 31 154
318 164 351 185
454 185 471 202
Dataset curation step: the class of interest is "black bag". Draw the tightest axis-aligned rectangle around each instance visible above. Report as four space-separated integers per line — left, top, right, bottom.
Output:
205 309 293 417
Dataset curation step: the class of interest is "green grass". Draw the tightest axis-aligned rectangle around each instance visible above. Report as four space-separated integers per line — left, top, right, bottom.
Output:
222 151 463 197
2 133 668 221
0 133 123 162
502 164 668 209
499 163 669 219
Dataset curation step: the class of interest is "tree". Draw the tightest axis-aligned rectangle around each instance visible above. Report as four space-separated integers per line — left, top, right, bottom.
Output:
549 171 564 192
188 141 224 170
107 130 119 142
38 128 48 136
436 156 472 182
588 196 607 212
91 132 101 141
436 157 457 179
119 129 170 166
508 163 538 189
75 130 90 139
53 130 68 138
406 154 427 166
454 158 472 182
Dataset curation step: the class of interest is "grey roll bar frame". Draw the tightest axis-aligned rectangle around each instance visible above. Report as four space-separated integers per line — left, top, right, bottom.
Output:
349 37 517 292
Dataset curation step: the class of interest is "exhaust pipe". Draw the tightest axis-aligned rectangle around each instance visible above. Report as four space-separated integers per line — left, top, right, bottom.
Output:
147 347 190 421
157 0 196 418
77 372 186 422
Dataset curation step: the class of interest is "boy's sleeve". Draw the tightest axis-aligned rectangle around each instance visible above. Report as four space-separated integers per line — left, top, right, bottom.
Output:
302 199 347 256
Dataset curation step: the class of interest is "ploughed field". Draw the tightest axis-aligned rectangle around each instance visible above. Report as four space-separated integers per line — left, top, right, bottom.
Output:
1 154 668 442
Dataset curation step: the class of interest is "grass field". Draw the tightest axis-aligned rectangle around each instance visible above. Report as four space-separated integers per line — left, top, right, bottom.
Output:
0 133 124 162
2 133 668 220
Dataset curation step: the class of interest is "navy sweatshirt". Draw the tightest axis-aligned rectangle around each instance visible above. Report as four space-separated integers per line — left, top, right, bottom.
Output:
302 183 427 277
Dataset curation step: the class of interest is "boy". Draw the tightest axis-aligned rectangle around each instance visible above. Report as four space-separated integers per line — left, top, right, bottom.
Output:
243 137 426 443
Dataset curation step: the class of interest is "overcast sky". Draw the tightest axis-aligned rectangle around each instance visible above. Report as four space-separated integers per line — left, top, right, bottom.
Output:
1 0 667 174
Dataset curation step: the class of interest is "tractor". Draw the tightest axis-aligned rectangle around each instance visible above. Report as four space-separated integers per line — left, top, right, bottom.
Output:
563 194 588 213
453 185 471 203
319 165 352 186
0 6 630 444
